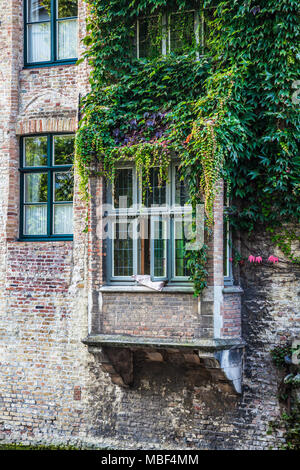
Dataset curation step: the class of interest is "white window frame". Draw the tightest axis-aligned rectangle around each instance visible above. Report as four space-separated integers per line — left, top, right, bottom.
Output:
135 9 204 59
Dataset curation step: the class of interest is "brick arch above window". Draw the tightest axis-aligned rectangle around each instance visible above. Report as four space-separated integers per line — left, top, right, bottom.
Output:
16 117 77 136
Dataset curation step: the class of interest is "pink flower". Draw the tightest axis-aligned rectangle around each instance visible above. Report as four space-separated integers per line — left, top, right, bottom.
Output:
255 256 262 263
229 257 233 262
268 255 279 263
248 255 255 263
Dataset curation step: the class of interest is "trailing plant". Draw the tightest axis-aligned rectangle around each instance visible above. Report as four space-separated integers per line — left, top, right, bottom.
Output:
76 0 300 292
268 343 300 450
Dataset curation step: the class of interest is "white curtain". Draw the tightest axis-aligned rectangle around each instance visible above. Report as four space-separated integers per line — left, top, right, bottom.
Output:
54 204 73 234
24 205 47 235
57 19 78 60
27 23 51 62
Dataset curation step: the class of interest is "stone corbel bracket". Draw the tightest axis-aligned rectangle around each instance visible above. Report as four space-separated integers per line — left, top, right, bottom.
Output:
82 335 245 394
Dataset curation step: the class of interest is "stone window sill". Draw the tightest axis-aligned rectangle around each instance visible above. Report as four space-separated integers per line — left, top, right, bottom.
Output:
100 285 195 294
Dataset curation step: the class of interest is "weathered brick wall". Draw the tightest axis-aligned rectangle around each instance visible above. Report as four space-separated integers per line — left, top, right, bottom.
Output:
102 292 201 338
0 0 298 451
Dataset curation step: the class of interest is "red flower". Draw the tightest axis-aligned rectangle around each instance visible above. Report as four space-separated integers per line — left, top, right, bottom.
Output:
184 133 192 144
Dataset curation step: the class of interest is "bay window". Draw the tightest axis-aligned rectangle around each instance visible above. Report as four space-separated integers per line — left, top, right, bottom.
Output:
105 164 194 284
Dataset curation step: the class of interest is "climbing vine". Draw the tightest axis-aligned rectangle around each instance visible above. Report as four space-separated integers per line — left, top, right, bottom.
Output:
76 0 300 292
268 343 300 450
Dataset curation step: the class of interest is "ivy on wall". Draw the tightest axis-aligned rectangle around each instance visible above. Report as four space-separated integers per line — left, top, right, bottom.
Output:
76 0 300 292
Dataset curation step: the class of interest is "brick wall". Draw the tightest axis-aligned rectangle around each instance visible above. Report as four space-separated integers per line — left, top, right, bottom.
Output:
0 0 298 451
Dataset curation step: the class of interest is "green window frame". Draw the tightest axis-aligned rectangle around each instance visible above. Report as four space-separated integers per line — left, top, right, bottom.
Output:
24 0 78 67
105 163 194 285
19 134 74 241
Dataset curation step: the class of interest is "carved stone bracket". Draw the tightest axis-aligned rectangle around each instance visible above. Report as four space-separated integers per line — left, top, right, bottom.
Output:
83 335 245 394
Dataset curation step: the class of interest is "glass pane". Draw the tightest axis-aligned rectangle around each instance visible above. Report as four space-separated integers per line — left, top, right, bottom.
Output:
54 172 73 202
138 218 150 275
57 19 78 59
53 135 75 165
57 0 78 18
27 22 51 63
224 221 229 277
24 204 47 235
27 0 51 22
113 223 133 277
24 173 48 203
174 219 190 277
153 219 167 277
175 166 190 206
144 168 166 207
53 204 73 234
24 136 48 167
138 16 161 59
113 168 133 208
170 11 195 54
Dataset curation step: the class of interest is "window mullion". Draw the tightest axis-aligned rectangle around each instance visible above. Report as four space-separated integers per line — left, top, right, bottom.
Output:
51 0 56 61
48 136 52 236
162 13 167 55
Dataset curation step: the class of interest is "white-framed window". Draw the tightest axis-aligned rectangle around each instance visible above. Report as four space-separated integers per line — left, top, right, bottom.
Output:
135 9 209 59
224 188 233 285
105 163 195 284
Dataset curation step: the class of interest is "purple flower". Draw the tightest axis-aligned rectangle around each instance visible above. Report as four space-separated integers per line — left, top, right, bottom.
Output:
251 6 261 15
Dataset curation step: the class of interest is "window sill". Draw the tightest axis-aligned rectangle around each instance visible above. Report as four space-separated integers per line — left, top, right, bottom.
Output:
23 60 77 70
17 237 73 242
222 286 243 294
100 285 194 294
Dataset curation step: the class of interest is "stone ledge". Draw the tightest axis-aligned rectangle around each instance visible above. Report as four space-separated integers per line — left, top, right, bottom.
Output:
222 286 243 294
100 285 194 294
82 334 245 394
82 334 245 352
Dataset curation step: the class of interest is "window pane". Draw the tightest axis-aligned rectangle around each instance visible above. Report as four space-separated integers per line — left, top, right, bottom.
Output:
24 173 48 203
24 205 47 235
153 219 167 277
24 136 48 167
53 135 75 165
53 204 73 234
57 19 78 60
224 221 229 277
174 219 190 277
57 0 78 18
175 166 190 206
54 172 74 202
113 223 133 277
27 22 51 62
170 11 195 54
138 16 161 59
144 168 166 207
27 0 51 22
138 218 150 275
113 168 133 208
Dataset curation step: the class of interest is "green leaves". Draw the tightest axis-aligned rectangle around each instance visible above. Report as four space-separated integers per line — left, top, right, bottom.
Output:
76 0 300 291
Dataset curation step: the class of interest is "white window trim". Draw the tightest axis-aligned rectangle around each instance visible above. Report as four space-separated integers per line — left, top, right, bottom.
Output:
136 9 204 59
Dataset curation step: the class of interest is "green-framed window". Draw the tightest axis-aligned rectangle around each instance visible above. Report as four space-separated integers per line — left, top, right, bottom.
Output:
19 134 74 240
24 0 78 66
105 163 194 285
